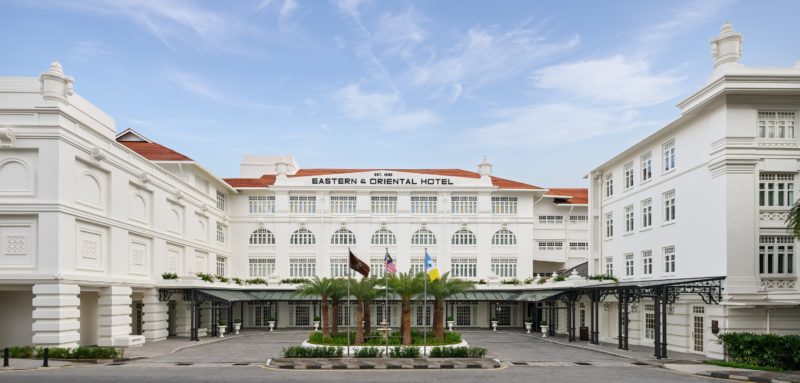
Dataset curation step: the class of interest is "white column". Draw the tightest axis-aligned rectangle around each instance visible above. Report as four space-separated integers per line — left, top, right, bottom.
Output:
173 299 193 337
32 283 81 347
141 289 169 342
97 286 144 347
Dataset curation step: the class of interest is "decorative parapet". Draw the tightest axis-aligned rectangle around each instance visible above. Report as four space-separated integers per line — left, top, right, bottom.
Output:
760 278 797 290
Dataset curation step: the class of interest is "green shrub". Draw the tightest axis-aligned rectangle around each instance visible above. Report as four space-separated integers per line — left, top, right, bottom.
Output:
8 346 34 358
161 272 179 280
280 278 311 284
501 278 520 285
354 347 384 358
282 346 342 358
33 346 118 360
232 277 244 285
389 346 420 358
587 274 618 282
309 330 462 347
553 275 566 282
245 278 267 285
718 332 800 370
537 278 547 284
196 272 215 282
429 346 487 358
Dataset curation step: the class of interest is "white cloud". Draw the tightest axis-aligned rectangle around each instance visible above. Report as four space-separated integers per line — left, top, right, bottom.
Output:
168 71 291 113
333 83 438 131
532 55 685 107
637 0 734 51
381 110 440 131
69 41 111 62
371 9 427 57
279 0 298 21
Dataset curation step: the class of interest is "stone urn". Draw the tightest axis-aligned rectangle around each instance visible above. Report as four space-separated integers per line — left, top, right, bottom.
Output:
268 320 276 332
313 321 320 332
447 320 454 331
217 323 227 338
540 324 549 338
525 322 532 334
491 320 498 332
233 321 241 335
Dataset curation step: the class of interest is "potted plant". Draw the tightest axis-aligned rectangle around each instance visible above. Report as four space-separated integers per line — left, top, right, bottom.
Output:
446 316 455 331
540 320 549 338
217 320 227 337
490 316 498 332
233 319 242 335
313 316 321 332
525 317 533 334
267 315 276 332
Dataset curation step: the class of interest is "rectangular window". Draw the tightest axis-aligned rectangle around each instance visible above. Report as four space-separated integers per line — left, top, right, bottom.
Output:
450 195 477 214
494 305 512 326
455 305 472 326
538 241 563 251
491 258 517 278
641 199 652 229
758 111 796 139
330 195 357 214
415 305 432 326
604 257 613 276
410 258 432 275
216 191 225 211
249 258 275 278
216 256 227 276
641 152 653 182
248 195 275 214
624 162 635 189
451 258 477 278
295 305 311 327
625 253 634 276
371 196 397 214
664 190 676 222
759 173 795 208
289 258 316 277
604 173 614 197
370 258 385 278
411 196 437 214
290 196 316 214
642 250 653 275
645 311 655 339
491 196 518 214
759 236 795 274
625 205 634 232
337 304 350 326
375 305 392 326
605 212 614 238
330 258 349 277
569 242 588 251
663 140 676 172
216 223 225 243
569 215 588 225
538 215 564 224
663 246 676 273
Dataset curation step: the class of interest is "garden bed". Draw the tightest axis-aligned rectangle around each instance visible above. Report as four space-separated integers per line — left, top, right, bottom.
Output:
300 340 470 356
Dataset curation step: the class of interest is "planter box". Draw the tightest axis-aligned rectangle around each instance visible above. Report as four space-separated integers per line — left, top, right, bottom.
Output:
301 340 469 356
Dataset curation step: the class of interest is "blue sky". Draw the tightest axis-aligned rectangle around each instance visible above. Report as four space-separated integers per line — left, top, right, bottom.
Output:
2 0 800 187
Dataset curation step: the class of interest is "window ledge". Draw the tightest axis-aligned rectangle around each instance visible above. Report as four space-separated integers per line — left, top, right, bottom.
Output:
640 227 653 232
662 220 676 227
623 232 634 237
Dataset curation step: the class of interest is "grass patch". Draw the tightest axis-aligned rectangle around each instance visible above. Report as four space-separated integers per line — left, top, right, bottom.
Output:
703 360 785 372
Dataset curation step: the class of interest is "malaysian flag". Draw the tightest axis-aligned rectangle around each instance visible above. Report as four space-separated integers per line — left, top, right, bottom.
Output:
384 250 397 274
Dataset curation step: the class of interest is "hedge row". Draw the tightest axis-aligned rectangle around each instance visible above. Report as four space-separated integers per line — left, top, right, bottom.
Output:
429 346 487 358
4 346 118 360
283 346 343 358
719 332 800 370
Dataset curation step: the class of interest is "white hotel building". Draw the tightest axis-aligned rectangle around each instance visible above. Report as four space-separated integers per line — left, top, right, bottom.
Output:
587 23 800 357
0 61 588 349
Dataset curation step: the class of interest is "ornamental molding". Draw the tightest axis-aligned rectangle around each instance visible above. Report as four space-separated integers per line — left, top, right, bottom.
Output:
0 127 16 148
760 278 797 290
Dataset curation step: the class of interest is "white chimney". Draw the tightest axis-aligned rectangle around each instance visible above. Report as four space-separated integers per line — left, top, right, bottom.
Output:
477 157 492 179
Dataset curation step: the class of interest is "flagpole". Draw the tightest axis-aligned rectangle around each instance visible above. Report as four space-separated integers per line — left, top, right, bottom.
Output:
423 247 427 357
384 247 389 358
347 248 351 357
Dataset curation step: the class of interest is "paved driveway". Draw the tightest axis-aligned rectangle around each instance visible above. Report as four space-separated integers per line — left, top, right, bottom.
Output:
460 330 624 363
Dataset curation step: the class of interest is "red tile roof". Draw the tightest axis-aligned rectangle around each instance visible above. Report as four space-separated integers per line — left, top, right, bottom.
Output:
547 188 589 205
223 175 277 188
118 141 193 161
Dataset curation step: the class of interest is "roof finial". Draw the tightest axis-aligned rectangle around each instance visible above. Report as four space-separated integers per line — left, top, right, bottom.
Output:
710 21 743 71
478 156 492 177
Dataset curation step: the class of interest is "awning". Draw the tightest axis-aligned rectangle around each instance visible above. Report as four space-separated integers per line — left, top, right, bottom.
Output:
249 290 309 301
197 289 260 302
515 290 564 302
449 291 519 301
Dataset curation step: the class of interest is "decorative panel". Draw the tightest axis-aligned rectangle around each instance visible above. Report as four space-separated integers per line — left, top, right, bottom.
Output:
76 222 106 271
0 218 36 267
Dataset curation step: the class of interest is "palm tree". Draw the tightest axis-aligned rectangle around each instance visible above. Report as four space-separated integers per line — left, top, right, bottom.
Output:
388 272 423 345
428 272 474 341
786 199 800 239
349 277 381 344
328 278 348 335
296 277 336 337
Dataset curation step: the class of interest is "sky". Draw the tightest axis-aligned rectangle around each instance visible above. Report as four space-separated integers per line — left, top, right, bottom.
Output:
2 0 800 187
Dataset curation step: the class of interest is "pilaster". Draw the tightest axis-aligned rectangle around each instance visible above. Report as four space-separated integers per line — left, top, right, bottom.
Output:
141 289 169 342
32 283 81 347
97 286 144 347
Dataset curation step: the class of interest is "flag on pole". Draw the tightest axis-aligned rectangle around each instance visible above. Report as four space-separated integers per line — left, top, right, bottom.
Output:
424 249 439 281
384 250 397 274
348 250 370 278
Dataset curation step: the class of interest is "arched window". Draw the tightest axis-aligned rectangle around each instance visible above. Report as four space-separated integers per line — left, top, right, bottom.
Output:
250 228 275 245
371 229 396 245
290 228 316 245
330 228 356 245
451 229 477 246
491 229 517 246
411 229 437 246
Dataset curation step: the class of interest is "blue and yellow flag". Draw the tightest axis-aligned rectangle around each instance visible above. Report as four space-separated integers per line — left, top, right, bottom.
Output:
424 249 439 281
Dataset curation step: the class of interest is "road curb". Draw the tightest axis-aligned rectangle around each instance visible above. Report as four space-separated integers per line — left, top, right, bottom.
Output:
698 371 795 383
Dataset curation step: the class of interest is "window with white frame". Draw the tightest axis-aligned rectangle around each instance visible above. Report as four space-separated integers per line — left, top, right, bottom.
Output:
663 140 676 172
663 190 676 223
411 229 436 245
759 236 795 274
371 196 397 214
216 223 225 243
605 213 613 238
758 111 796 139
216 256 227 276
290 258 316 277
491 229 517 246
370 258 385 278
376 305 392 326
330 228 356 245
411 196 437 214
538 241 563 251
249 257 275 278
248 195 275 214
451 258 477 278
491 258 517 278
569 241 588 251
604 256 614 276
216 191 225 211
538 215 563 224
624 253 634 276
290 228 316 245
337 304 350 326
371 229 396 245
415 305 432 326
330 258 349 277
410 258 434 275
625 205 634 232
604 173 614 197
642 250 653 275
663 246 676 273
290 195 316 214
624 162 635 189
759 173 795 207
249 228 275 245
641 152 652 182
645 305 655 339
570 215 588 225
642 199 652 229
491 197 518 214
451 229 477 246
330 195 357 214
450 195 477 214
